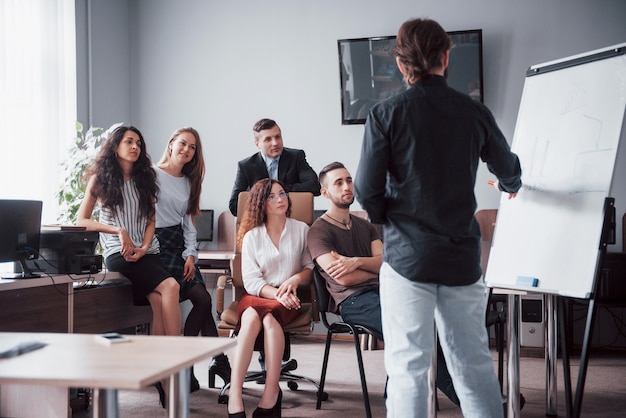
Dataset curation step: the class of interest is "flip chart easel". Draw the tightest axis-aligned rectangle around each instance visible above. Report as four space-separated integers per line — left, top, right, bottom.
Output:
485 43 626 417
485 43 626 298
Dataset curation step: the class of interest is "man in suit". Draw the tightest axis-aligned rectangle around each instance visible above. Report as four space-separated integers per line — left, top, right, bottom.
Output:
229 118 321 216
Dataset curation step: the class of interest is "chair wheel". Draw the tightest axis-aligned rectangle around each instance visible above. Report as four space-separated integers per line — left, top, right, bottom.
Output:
218 394 228 404
319 391 329 401
287 381 299 391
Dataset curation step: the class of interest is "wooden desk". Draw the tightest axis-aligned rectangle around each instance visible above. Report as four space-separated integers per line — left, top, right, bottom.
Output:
197 250 235 274
0 332 236 418
0 272 152 334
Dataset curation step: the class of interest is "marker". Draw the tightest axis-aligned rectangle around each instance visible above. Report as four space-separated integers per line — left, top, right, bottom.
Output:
487 180 495 186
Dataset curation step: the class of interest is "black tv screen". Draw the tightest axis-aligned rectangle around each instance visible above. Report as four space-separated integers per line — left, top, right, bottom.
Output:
338 29 483 125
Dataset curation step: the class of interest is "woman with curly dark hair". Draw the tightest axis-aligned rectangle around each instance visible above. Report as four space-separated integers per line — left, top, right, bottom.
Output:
77 125 181 408
228 178 313 418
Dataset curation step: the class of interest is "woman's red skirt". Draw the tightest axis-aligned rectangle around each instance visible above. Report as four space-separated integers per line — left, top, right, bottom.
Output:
235 293 300 332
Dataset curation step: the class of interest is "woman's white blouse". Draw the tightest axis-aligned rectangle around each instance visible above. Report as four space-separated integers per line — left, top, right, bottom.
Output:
241 218 314 297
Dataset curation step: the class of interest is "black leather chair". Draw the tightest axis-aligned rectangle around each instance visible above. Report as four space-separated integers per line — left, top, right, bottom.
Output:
312 267 381 418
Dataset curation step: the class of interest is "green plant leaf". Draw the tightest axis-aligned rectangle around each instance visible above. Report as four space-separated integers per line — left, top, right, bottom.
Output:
57 121 121 224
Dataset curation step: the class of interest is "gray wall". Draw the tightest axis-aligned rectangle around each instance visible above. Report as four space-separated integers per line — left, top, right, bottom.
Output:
76 0 132 128
78 0 626 250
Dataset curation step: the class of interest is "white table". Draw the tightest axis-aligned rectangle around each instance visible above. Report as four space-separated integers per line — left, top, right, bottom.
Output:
0 332 236 418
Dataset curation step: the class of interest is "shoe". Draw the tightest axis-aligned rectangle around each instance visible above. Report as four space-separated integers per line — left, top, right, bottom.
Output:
252 389 282 418
190 371 200 393
154 382 166 409
209 354 231 388
228 413 246 418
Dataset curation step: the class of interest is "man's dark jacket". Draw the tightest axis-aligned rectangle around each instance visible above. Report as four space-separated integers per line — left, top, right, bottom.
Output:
229 147 320 216
355 75 522 286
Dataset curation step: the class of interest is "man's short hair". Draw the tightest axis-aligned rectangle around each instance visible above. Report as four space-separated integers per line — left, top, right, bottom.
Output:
319 161 346 187
253 118 278 136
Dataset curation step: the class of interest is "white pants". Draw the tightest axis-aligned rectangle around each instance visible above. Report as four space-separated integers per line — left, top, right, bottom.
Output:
380 262 503 418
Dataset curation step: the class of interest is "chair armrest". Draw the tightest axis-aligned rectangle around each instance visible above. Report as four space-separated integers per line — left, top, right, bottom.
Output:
216 274 233 317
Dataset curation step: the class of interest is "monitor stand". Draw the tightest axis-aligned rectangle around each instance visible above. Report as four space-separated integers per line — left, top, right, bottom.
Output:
1 260 41 280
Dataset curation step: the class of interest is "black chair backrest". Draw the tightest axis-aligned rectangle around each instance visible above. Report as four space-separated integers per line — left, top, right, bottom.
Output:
312 267 332 315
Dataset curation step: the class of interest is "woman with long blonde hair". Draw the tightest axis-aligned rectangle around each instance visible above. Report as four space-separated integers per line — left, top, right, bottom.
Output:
154 127 230 391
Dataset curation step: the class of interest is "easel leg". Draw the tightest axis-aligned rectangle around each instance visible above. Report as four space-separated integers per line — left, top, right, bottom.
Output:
506 294 521 417
545 294 558 416
573 297 598 418
558 296 573 418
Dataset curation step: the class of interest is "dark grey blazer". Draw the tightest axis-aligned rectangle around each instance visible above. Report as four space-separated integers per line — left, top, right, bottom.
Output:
229 147 320 216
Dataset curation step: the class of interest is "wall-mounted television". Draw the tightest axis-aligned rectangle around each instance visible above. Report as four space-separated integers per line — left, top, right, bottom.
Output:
338 29 483 125
0 199 43 279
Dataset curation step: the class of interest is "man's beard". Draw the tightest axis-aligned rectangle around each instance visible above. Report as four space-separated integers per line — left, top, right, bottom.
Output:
332 194 354 210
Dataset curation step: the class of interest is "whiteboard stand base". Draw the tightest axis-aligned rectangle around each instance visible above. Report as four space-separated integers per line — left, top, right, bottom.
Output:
506 294 521 417
545 294 558 416
567 296 599 418
560 197 615 418
559 296 574 418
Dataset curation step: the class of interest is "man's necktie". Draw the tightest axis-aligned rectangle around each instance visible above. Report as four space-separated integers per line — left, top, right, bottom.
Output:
268 159 278 180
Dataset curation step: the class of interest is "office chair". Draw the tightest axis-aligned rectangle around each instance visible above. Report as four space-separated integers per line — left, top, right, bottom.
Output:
213 191 320 403
475 208 506 391
312 266 380 418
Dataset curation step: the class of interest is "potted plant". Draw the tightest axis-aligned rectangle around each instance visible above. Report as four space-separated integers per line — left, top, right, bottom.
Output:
56 121 122 224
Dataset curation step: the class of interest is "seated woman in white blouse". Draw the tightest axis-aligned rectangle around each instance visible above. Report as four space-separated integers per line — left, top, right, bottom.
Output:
227 178 313 418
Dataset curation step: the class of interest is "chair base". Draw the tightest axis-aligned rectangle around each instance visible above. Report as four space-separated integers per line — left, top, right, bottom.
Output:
217 358 323 404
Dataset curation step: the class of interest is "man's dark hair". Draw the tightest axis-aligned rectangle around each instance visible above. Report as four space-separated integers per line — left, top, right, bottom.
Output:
318 161 346 187
252 118 278 133
394 18 451 85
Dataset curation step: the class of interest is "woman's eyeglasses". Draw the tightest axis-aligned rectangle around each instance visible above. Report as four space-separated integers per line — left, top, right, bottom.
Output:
267 192 288 202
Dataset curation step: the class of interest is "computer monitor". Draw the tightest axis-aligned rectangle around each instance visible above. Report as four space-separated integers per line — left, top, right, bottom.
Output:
195 209 214 242
0 199 43 279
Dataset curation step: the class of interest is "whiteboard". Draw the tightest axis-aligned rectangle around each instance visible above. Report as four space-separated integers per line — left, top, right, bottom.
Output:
485 43 626 299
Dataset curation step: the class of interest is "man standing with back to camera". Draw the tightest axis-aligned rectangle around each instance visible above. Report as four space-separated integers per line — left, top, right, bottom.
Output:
228 118 321 216
354 18 522 418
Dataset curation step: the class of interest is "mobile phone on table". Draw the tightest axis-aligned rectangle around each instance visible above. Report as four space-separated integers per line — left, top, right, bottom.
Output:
94 332 131 345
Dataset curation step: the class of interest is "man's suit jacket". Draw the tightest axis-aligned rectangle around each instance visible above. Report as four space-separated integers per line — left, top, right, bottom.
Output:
229 147 320 216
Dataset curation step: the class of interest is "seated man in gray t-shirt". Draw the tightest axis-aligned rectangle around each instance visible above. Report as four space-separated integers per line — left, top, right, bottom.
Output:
307 161 459 406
